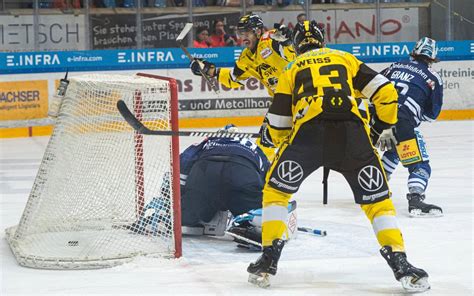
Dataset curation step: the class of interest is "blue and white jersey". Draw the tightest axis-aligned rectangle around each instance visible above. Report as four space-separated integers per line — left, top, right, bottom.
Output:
383 59 443 127
179 137 270 187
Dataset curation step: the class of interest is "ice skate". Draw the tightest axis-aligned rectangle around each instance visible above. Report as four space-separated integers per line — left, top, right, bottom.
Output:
407 193 443 218
247 239 285 288
380 246 430 293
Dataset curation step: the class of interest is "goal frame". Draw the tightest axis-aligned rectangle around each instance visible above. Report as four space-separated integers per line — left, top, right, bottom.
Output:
5 72 182 269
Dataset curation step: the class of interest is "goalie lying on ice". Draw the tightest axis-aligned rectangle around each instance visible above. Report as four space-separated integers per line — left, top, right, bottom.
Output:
127 125 297 249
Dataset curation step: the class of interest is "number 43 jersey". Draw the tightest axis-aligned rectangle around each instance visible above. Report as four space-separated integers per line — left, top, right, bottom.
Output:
267 47 399 146
382 59 443 127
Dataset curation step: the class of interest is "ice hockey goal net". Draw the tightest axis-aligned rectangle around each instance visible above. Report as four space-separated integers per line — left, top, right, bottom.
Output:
5 73 181 269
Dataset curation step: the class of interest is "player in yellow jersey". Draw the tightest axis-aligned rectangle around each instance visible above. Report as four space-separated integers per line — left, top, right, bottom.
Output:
247 20 430 293
190 14 297 159
190 14 296 98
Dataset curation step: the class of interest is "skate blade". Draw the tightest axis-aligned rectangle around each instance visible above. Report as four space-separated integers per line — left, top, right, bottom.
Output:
409 209 443 218
248 273 271 288
400 276 430 293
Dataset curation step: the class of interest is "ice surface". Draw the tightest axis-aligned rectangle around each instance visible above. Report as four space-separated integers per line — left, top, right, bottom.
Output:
1 120 472 295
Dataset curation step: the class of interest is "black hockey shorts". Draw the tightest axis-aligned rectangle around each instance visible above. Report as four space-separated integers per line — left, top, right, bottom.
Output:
181 156 264 226
268 119 391 204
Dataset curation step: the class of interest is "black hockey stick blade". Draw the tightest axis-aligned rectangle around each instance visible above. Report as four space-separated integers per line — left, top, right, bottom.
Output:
117 100 259 138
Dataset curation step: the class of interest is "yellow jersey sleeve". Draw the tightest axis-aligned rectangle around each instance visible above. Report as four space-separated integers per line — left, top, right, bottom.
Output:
217 54 252 89
348 53 398 125
265 69 294 146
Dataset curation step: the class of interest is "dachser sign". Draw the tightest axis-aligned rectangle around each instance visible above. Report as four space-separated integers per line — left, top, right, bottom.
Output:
0 80 48 120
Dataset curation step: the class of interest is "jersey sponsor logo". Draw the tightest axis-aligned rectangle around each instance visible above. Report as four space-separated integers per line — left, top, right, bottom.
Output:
260 48 272 59
396 139 422 165
277 160 304 184
357 165 384 192
414 130 429 161
255 63 277 79
362 189 390 202
270 177 299 192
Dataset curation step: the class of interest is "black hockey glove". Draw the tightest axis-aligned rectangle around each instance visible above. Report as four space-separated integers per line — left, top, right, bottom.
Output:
258 121 276 148
370 116 398 151
272 23 292 46
190 58 217 78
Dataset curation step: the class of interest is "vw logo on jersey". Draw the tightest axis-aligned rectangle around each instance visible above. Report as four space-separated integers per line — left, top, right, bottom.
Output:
357 165 384 192
277 160 304 183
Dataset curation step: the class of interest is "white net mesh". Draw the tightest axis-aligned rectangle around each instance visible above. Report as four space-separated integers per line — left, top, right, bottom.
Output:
5 74 180 269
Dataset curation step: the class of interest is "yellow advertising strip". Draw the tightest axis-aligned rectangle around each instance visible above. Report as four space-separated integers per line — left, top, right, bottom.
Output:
1 111 472 139
437 109 474 120
0 80 49 121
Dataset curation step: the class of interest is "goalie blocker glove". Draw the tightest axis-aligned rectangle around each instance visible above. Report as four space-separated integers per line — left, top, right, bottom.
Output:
190 58 217 78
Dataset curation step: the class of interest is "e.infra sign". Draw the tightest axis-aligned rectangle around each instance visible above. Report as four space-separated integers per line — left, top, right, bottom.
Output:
0 80 49 120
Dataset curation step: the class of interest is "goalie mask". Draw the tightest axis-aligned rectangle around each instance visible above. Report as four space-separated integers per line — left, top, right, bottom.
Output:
411 37 439 63
293 20 325 54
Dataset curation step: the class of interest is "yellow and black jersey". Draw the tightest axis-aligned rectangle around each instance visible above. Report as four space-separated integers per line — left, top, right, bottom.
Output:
267 47 398 146
217 30 296 97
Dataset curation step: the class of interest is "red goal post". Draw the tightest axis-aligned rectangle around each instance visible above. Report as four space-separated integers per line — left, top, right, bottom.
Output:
136 72 182 258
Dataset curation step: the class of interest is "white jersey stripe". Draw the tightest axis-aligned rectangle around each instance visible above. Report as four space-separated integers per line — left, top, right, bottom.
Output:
406 97 421 117
372 215 399 235
361 74 389 99
408 178 427 186
262 205 288 223
267 113 293 129
382 158 398 171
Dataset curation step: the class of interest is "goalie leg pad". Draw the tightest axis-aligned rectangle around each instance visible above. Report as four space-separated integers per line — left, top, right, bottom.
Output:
202 210 230 236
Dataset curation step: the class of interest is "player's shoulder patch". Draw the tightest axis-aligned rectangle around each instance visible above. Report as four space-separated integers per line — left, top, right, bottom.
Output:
260 47 273 59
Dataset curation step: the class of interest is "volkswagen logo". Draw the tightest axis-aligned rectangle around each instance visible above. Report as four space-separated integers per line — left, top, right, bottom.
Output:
358 165 384 192
277 160 304 184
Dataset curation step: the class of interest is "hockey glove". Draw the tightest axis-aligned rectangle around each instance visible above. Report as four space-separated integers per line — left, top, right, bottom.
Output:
376 127 398 151
190 58 217 78
258 121 276 148
370 116 398 151
272 23 292 46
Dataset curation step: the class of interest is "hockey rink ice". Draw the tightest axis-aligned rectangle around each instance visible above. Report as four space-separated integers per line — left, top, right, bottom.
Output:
1 120 472 295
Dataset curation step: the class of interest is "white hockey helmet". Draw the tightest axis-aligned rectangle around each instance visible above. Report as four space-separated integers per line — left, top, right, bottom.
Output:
411 37 438 62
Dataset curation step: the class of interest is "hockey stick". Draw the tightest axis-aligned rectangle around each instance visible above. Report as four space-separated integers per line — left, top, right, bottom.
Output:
176 23 220 94
323 167 330 205
297 227 327 237
117 100 259 138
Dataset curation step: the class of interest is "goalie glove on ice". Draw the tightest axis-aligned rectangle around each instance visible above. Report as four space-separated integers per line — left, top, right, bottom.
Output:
190 58 217 78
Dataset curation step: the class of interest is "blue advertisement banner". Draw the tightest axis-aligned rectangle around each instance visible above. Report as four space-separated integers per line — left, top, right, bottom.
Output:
1 40 472 75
